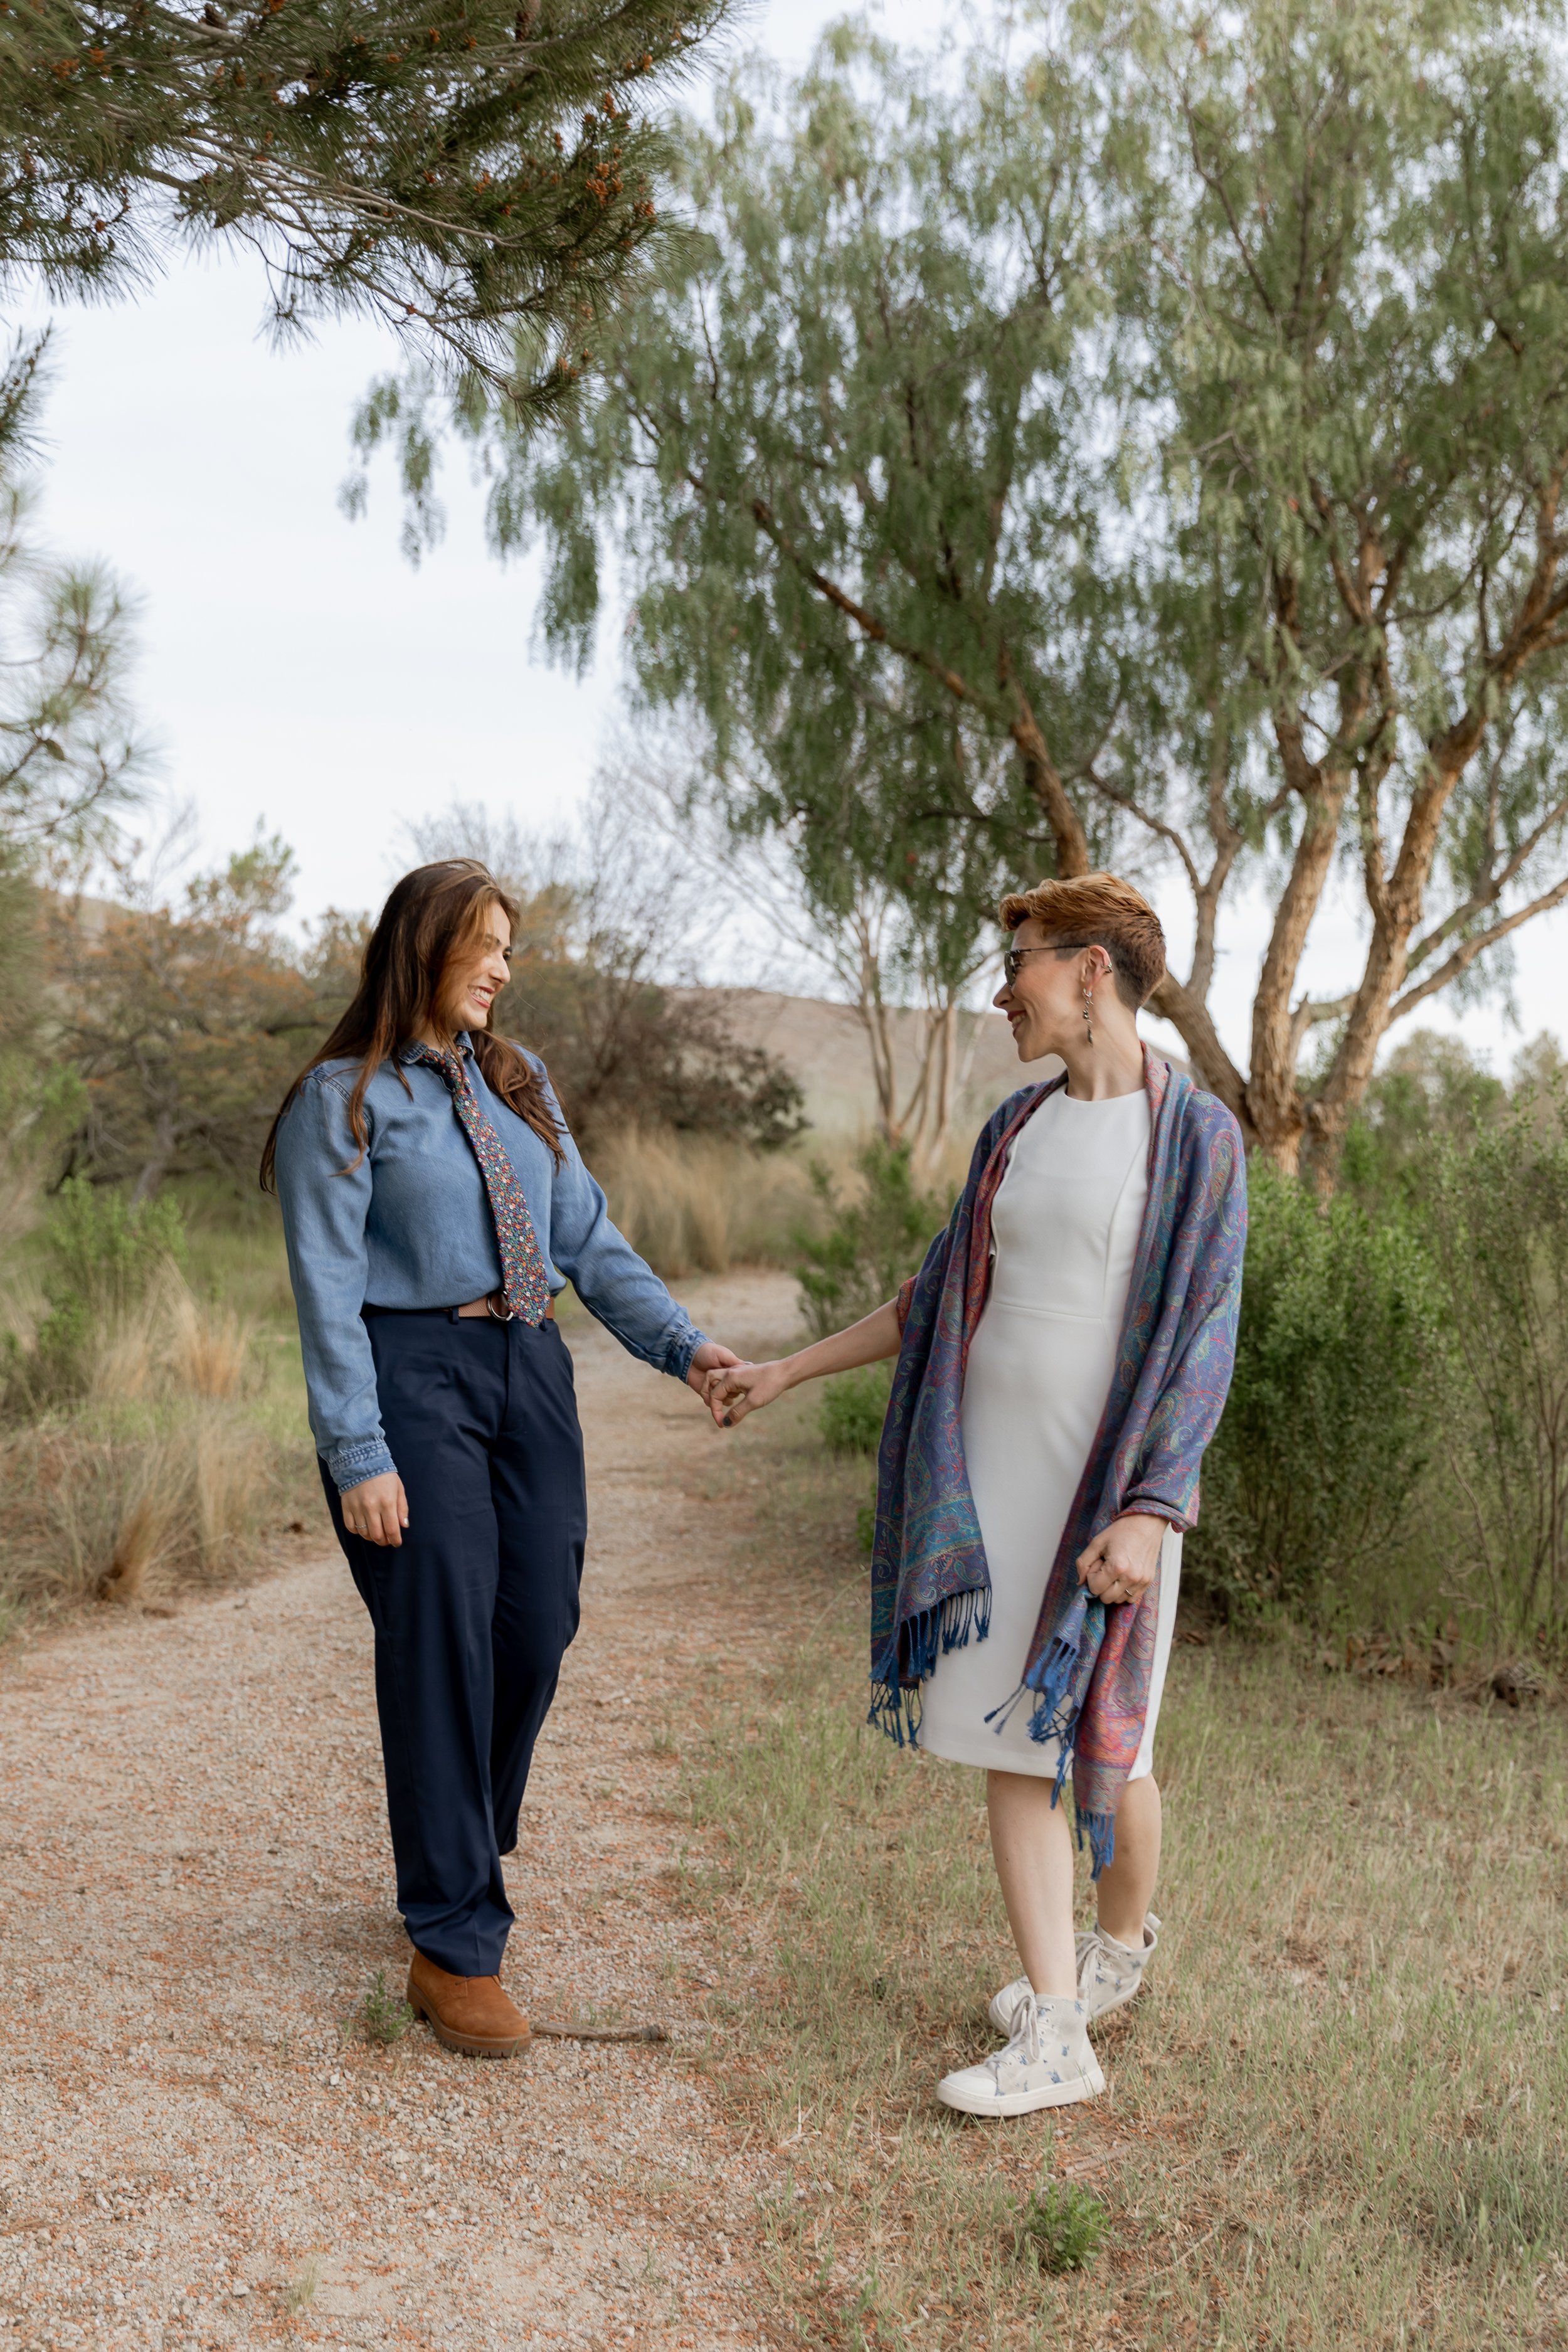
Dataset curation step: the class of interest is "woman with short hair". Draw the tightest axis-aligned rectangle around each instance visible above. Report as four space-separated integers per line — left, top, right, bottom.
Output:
705 873 1246 2118
263 861 738 2057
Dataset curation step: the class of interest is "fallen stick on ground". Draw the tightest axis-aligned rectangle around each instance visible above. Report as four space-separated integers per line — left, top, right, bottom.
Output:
531 2021 669 2043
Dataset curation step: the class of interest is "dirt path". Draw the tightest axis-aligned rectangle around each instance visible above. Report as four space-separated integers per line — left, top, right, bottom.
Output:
0 1271 803 2352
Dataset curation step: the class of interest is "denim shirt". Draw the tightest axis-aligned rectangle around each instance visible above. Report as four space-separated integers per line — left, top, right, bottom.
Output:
272 1039 709 1491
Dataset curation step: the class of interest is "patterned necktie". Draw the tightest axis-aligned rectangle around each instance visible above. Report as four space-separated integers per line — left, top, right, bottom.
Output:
408 1044 553 1325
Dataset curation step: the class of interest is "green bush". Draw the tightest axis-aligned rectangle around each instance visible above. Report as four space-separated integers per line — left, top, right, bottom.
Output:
1423 1084 1568 1640
795 1138 949 1342
22 1177 186 1401
1187 1161 1444 1618
818 1363 891 1456
1337 1027 1509 1212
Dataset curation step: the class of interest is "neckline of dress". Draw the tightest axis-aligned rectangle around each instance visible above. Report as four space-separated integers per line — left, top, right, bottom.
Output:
1050 1086 1148 1108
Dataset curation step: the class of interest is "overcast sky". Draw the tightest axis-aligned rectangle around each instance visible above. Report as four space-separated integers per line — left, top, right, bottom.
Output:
15 0 1564 1074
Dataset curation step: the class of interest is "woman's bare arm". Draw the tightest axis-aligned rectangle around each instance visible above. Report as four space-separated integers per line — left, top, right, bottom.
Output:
704 1300 902 1426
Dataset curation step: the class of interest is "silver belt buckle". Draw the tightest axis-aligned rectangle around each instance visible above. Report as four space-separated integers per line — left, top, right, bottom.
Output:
484 1290 514 1322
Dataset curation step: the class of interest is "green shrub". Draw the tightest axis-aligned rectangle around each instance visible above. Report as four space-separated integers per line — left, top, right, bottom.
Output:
358 1968 414 2045
23 1178 186 1401
818 1363 891 1456
795 1138 949 1342
1187 1161 1444 1618
1423 1084 1568 1639
1337 1027 1508 1213
1014 2180 1109 2274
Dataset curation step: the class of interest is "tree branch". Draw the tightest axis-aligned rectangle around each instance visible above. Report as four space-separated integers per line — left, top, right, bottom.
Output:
1389 874 1568 1022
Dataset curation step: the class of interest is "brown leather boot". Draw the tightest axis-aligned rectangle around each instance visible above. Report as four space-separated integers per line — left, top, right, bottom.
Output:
406 1952 531 2058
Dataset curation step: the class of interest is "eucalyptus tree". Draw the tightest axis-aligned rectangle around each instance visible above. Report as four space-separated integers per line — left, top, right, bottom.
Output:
0 0 736 401
350 24 1140 942
689 732 1014 1155
1122 0 1568 1168
360 4 1568 1171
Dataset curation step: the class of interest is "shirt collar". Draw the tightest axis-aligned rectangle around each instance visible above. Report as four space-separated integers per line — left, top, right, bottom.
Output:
396 1032 474 1066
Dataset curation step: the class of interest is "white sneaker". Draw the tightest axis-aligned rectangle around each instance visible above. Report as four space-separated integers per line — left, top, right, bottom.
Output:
936 1994 1104 2119
988 1912 1160 2035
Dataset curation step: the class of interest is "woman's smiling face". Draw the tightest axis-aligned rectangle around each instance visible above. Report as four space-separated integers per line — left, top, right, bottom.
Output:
437 899 513 1037
995 915 1104 1062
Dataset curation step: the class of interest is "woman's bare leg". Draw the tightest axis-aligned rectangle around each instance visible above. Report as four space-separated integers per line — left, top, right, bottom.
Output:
986 1770 1077 1998
1094 1774 1162 1946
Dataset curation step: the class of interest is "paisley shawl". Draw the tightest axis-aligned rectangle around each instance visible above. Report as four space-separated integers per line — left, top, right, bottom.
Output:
867 1051 1247 1872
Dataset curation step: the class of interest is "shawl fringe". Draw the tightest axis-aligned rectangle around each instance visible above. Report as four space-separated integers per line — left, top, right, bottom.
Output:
1075 1808 1117 1877
867 1582 992 1749
984 1586 1119 1875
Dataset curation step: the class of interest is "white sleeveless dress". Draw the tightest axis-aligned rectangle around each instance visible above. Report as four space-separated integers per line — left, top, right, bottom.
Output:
916 1086 1180 1781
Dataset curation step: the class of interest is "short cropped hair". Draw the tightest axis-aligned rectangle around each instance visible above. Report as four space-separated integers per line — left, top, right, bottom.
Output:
997 873 1167 1010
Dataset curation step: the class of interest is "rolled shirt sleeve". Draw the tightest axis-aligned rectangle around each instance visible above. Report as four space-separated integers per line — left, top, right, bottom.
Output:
272 1074 399 1492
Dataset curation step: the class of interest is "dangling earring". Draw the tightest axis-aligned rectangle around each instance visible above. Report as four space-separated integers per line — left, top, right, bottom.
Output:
1082 980 1095 1046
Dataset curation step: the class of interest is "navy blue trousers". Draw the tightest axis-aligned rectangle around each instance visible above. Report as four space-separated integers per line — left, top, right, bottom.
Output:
321 1309 586 1977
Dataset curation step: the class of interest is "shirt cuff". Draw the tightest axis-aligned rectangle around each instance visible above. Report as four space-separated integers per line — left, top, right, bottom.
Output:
326 1438 398 1493
666 1325 709 1384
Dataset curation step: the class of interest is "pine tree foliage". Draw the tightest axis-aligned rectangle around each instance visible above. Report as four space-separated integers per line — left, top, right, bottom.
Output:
0 329 146 864
0 0 738 400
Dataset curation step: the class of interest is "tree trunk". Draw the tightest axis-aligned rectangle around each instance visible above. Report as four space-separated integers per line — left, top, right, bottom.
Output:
853 926 904 1143
1144 971 1249 1131
1010 704 1091 880
1242 755 1353 1172
911 1000 958 1163
1307 739 1474 1170
131 1110 176 1204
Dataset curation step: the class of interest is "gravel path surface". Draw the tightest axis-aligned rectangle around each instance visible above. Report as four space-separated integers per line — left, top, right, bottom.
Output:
0 1273 802 2352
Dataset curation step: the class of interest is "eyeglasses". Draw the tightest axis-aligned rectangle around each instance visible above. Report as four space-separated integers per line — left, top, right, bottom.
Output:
1001 938 1096 988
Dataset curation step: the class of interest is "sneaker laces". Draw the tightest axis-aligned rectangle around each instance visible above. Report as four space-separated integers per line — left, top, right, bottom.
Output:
990 1990 1043 2082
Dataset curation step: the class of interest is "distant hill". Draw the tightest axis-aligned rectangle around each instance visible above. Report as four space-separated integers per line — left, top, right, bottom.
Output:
677 987 1061 1141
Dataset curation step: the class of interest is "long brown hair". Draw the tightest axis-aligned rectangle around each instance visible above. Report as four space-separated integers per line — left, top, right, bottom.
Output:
259 860 564 1192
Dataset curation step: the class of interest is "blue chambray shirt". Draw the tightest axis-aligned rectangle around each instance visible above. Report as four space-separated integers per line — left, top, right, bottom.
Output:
272 1037 709 1491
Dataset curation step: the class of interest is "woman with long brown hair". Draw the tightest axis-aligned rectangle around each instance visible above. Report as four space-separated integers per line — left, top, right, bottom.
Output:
262 860 739 2057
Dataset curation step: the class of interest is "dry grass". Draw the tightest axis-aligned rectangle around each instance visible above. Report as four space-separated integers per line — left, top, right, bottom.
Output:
679 1394 1568 2351
592 1121 972 1279
594 1125 826 1275
0 1264 309 1627
88 1264 255 1406
282 2252 324 2313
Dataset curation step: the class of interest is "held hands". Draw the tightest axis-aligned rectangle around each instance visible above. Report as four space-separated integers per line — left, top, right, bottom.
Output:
687 1339 743 1401
702 1357 792 1428
340 1345 804 1538
1076 1512 1166 1608
341 1471 410 1549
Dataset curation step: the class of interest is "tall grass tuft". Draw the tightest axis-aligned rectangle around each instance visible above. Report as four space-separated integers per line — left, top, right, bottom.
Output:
593 1125 824 1274
98 1473 179 1607
1 1264 284 1625
1015 2178 1110 2274
169 1286 251 1400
